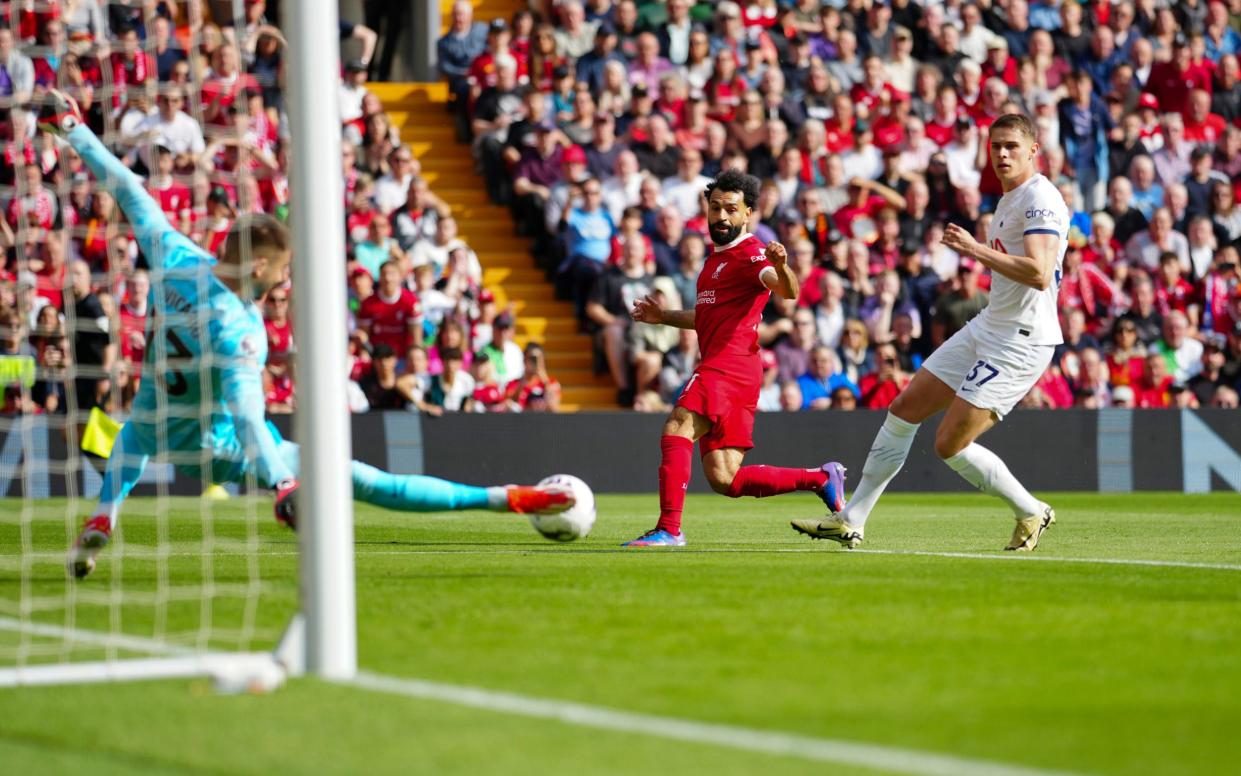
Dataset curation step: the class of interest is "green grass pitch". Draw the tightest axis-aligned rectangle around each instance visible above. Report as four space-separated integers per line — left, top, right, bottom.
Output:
1 493 1239 775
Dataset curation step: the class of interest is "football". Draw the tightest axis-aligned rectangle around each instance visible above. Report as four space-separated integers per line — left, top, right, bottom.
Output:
528 474 596 542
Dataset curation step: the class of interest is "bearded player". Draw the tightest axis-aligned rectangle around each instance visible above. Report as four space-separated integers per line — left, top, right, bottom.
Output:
35 92 573 579
623 170 846 547
793 113 1065 551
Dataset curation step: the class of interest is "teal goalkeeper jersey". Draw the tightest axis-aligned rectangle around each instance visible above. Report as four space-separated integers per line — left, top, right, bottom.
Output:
69 126 293 488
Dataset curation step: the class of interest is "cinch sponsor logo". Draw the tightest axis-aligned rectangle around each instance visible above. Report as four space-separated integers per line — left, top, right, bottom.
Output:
1026 208 1056 219
697 290 716 305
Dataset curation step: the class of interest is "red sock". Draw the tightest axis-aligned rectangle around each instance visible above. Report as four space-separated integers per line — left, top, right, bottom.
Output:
725 465 826 499
656 435 694 534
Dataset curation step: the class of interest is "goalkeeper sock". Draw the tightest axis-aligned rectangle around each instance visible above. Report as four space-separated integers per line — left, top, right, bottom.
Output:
656 435 694 535
839 413 920 529
725 465 826 498
351 460 491 511
943 444 1042 518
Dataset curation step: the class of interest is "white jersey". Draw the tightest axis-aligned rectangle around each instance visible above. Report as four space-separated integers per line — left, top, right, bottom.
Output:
980 173 1068 345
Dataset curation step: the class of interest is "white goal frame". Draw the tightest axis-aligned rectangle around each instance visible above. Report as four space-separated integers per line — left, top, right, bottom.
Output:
0 0 355 689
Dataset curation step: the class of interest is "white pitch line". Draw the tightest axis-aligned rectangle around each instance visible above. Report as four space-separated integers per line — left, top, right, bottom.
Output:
848 548 1241 572
345 671 1087 776
0 617 1087 776
1 546 1238 572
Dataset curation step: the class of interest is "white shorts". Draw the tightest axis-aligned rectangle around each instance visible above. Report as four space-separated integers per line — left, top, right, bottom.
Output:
921 319 1055 420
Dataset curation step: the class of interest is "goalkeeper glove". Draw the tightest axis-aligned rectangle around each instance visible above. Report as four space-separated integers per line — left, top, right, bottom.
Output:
274 478 299 530
37 89 84 137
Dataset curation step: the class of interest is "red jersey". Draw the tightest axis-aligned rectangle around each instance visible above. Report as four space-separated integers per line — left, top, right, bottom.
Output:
1183 113 1227 146
1145 62 1212 115
265 318 293 363
849 81 906 118
356 289 422 354
119 304 147 376
823 118 855 154
150 180 192 222
694 234 772 375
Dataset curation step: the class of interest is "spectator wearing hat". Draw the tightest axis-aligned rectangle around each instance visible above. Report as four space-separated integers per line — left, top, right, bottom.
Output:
1188 332 1233 405
931 257 988 347
467 20 525 101
575 21 625 95
510 118 565 238
544 142 592 234
478 312 524 386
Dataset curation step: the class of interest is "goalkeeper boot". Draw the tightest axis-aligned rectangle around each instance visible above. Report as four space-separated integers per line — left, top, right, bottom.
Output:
506 484 574 514
273 479 299 530
67 515 112 579
622 528 686 547
790 515 864 548
815 462 847 514
1006 504 1056 552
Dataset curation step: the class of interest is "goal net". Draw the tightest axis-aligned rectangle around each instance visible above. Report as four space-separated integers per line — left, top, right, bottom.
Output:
0 1 352 688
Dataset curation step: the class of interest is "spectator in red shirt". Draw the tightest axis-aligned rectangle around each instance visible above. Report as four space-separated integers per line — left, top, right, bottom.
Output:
356 260 423 357
1059 245 1126 335
850 55 906 120
118 269 149 377
108 24 154 110
6 163 56 230
1136 351 1174 407
1182 88 1227 146
858 343 911 409
263 287 294 366
925 84 961 147
833 177 905 241
147 145 192 231
507 342 561 412
1146 36 1212 116
201 43 257 126
822 93 855 154
1155 251 1197 318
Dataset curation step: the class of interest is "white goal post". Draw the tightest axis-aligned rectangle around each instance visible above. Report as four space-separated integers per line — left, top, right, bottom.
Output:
0 0 354 688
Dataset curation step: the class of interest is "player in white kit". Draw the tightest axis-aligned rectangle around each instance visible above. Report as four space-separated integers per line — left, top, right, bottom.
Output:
793 114 1066 551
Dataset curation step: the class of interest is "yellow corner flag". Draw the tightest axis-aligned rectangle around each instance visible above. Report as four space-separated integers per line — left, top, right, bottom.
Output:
80 406 122 459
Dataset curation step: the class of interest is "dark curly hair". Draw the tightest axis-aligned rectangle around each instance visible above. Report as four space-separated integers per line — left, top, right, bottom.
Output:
704 169 760 209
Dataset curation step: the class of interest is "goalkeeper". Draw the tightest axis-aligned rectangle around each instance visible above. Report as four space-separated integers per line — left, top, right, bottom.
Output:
39 93 573 580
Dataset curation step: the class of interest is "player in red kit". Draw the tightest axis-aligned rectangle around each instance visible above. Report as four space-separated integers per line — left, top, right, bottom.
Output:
622 170 846 547
356 260 424 356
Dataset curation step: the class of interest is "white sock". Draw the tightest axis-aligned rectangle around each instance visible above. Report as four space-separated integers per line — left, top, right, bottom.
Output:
839 413 920 529
486 487 508 511
943 444 1042 517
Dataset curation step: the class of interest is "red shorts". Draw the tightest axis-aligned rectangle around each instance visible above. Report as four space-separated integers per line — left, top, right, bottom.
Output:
676 367 760 454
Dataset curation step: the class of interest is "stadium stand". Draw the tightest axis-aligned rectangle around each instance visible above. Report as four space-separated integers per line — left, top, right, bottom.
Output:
4 0 1241 416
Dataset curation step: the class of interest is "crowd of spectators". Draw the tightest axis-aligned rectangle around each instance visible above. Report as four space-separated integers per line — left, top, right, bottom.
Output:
1 0 561 419
439 0 1241 411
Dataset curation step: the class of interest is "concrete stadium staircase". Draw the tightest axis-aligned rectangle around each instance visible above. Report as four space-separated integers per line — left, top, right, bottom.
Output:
369 80 616 411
